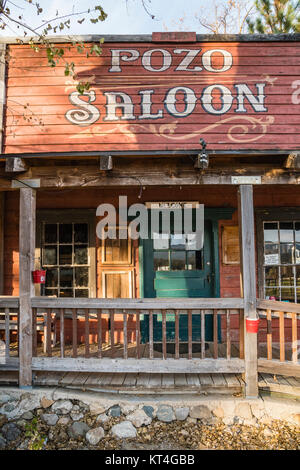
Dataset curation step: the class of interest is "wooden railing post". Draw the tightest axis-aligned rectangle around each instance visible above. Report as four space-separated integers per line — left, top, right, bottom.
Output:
238 185 258 398
19 187 36 388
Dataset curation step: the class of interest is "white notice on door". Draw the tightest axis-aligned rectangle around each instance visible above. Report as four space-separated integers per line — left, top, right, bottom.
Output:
264 254 279 265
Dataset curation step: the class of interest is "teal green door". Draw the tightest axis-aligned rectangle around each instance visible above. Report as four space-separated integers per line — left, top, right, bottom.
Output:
141 220 217 343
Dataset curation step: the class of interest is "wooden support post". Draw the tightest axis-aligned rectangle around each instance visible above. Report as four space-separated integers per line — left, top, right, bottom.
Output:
0 193 4 294
19 187 36 388
238 185 258 398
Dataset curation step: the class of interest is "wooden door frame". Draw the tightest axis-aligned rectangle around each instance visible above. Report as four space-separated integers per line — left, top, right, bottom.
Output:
139 207 235 298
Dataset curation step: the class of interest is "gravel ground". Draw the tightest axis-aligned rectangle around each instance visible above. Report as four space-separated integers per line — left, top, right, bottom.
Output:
10 416 299 451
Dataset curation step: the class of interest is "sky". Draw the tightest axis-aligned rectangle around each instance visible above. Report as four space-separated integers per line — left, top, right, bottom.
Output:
0 0 244 37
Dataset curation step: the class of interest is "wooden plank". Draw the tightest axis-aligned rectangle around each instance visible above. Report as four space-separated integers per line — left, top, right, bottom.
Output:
123 312 128 360
85 310 90 358
123 373 137 386
225 373 241 387
32 357 245 373
238 184 258 398
279 311 285 362
162 373 174 388
213 309 218 359
257 299 300 314
258 359 300 378
186 373 200 387
291 313 298 363
46 309 52 357
136 372 150 387
198 374 214 386
267 309 272 360
174 373 187 387
211 374 227 387
226 310 231 360
0 44 6 154
0 194 4 295
97 309 102 359
5 307 10 361
162 310 167 360
149 310 154 360
19 187 36 387
60 309 65 358
136 311 140 360
110 373 126 386
188 310 192 360
201 310 205 359
32 308 37 358
147 373 162 388
110 311 115 357
175 310 179 360
72 308 77 358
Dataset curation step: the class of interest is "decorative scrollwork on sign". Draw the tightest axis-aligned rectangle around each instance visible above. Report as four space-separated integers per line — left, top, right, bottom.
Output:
128 115 275 144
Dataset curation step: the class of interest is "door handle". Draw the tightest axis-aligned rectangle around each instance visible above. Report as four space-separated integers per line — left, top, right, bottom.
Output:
206 274 211 283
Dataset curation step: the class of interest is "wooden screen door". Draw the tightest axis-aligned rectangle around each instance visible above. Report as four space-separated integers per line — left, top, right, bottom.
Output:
141 220 216 343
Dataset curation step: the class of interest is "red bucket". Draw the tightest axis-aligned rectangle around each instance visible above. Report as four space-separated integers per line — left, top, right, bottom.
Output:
246 318 260 334
32 270 46 284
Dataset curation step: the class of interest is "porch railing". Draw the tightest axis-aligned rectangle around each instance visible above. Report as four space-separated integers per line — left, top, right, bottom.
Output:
257 299 300 378
30 297 245 374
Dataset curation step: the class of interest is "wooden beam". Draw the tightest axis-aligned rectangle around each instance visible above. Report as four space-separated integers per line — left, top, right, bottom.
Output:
19 187 36 388
99 155 113 171
5 157 27 173
0 193 3 294
31 357 245 374
258 359 300 378
238 185 258 398
284 152 300 170
0 44 5 153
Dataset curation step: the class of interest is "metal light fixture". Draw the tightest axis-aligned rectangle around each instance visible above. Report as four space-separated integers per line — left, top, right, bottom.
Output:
195 138 209 170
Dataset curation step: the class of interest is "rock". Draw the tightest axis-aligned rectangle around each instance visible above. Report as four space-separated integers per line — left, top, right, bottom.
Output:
121 404 136 416
77 402 90 413
142 406 155 418
190 405 212 420
16 420 27 430
127 409 152 428
0 435 6 450
108 405 121 418
235 403 253 421
186 417 197 425
212 407 224 419
1 423 21 442
111 421 137 439
291 414 300 425
156 405 175 423
40 397 54 409
0 414 7 427
68 421 90 439
70 410 84 422
89 404 106 416
96 413 109 424
0 393 13 405
85 427 105 445
180 430 189 436
41 413 59 426
58 417 70 426
22 411 34 420
263 428 273 438
51 400 73 415
175 407 189 421
1 402 17 413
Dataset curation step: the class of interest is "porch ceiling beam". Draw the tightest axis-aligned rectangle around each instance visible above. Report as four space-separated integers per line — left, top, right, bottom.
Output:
5 157 27 173
0 168 300 189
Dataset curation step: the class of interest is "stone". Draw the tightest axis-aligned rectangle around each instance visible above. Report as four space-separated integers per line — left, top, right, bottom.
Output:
263 428 273 438
186 417 197 425
235 403 253 421
1 423 21 442
121 404 136 416
77 402 90 413
22 411 34 420
85 427 105 445
180 430 189 436
142 406 155 418
51 400 73 415
68 421 90 439
291 414 300 425
16 420 27 430
0 414 7 427
96 413 109 424
111 421 137 439
40 397 54 409
0 435 6 450
0 393 13 405
108 405 122 418
156 405 175 423
190 405 212 420
175 407 189 421
89 404 106 416
41 413 59 426
2 402 17 413
58 417 70 426
212 407 224 419
127 409 152 428
70 411 84 422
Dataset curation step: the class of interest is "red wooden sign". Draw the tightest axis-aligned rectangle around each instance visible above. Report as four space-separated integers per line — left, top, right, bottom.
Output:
4 40 300 154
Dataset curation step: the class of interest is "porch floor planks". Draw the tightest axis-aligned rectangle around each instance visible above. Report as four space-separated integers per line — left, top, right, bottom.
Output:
136 373 150 388
258 373 300 397
162 373 175 388
174 373 188 387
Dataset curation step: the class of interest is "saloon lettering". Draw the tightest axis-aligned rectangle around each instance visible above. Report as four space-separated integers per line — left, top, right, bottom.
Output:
65 47 268 126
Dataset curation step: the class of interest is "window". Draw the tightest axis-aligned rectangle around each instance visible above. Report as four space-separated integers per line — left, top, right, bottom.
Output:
153 233 203 272
262 220 300 302
36 211 96 298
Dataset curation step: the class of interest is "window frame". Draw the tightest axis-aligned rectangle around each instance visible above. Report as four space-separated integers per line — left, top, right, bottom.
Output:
256 208 300 302
36 209 96 298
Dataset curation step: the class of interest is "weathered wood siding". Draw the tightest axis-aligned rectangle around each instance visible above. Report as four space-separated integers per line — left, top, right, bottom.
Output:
4 41 300 153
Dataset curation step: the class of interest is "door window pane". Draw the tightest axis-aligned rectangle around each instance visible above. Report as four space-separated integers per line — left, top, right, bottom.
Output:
59 224 72 243
279 222 294 242
170 251 186 271
280 244 294 264
170 234 186 250
153 233 169 250
154 251 169 271
59 245 72 265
